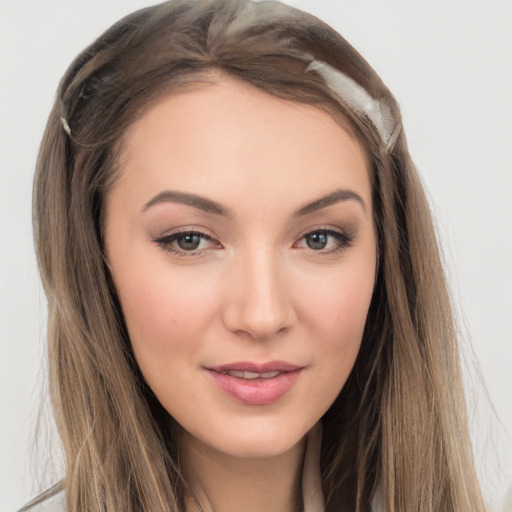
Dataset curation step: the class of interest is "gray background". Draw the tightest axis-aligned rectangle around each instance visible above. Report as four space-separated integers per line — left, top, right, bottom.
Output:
1 0 511 510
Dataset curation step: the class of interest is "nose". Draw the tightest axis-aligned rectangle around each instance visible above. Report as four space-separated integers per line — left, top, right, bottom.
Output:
221 248 297 341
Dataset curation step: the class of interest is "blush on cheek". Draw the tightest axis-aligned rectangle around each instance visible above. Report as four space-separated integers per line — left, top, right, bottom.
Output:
311 271 374 323
312 273 374 365
120 265 218 353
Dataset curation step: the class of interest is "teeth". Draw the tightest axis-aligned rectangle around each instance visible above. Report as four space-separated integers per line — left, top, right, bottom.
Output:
242 371 260 379
229 370 246 378
261 371 281 378
221 370 282 379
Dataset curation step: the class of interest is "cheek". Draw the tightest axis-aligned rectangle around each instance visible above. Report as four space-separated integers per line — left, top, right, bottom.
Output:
112 255 220 378
301 247 375 334
299 257 375 398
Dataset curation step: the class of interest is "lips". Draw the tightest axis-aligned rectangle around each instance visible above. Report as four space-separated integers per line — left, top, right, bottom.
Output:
206 361 303 405
218 369 282 379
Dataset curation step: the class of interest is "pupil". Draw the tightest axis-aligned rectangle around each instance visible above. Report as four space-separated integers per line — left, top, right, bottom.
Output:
178 234 201 250
306 232 328 250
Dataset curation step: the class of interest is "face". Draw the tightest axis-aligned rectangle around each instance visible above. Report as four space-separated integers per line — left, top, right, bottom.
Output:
104 79 376 459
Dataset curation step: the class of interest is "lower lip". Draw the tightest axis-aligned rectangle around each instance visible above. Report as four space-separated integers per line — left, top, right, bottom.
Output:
207 369 302 405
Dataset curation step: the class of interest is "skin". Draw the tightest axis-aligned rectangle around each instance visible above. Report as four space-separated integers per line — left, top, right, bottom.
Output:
104 78 376 512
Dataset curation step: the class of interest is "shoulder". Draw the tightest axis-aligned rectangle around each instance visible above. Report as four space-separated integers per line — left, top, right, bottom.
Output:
371 488 385 512
18 482 66 512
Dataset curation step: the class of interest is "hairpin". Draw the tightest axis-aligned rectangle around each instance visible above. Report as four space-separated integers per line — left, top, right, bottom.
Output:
60 117 72 136
306 60 401 150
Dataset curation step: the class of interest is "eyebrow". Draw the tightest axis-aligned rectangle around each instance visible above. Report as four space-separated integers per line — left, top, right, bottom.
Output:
142 187 366 217
293 188 366 217
143 190 233 217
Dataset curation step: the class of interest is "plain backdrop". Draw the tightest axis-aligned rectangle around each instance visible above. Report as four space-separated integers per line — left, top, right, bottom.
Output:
1 0 511 510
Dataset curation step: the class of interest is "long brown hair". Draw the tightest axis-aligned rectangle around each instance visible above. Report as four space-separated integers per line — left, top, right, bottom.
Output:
32 0 485 510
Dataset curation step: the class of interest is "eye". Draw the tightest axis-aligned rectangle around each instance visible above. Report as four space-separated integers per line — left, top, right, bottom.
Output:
153 230 219 256
174 232 207 251
295 228 353 253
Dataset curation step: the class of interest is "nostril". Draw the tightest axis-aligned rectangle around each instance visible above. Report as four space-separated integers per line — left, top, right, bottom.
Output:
227 315 294 341
221 259 298 339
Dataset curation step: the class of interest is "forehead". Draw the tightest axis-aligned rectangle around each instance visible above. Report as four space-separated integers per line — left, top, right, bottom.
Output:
112 78 371 215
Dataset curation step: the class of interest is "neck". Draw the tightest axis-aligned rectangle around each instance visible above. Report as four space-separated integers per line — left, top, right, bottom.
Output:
180 433 306 512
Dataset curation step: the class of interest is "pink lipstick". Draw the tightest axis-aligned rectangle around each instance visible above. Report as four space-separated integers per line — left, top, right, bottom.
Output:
206 361 303 405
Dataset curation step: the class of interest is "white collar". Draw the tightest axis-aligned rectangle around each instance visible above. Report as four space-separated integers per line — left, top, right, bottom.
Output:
302 422 325 512
302 422 384 512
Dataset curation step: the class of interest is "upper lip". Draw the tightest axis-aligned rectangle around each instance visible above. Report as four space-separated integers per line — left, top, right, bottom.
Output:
207 361 303 373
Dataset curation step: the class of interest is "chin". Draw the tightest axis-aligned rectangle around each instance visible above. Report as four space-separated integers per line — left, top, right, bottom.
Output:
183 415 314 460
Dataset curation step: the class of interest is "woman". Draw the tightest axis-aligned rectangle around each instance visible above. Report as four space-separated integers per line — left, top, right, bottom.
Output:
22 0 486 510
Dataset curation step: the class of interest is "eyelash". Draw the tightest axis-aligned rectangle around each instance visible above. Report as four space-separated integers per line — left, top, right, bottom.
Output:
153 228 354 257
294 228 354 255
153 229 216 257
